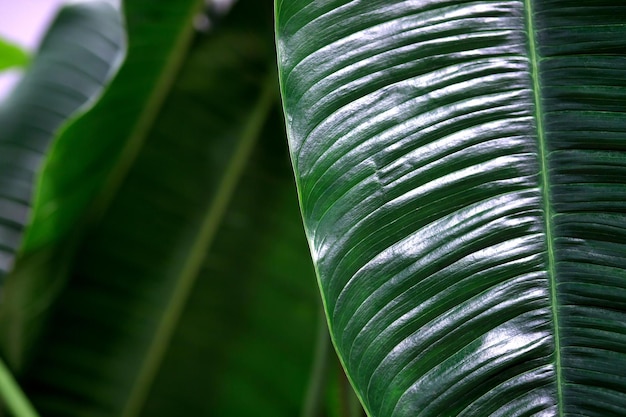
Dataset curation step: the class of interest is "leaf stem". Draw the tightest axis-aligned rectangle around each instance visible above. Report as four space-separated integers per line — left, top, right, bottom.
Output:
90 0 205 224
347 386 364 417
301 306 331 417
0 357 39 417
120 72 277 417
338 361 364 417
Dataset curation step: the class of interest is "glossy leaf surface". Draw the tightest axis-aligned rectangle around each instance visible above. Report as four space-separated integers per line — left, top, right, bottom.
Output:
277 1 626 416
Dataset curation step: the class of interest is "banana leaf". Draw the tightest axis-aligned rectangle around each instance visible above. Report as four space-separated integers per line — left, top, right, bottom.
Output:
0 0 200 369
0 1 124 279
276 1 626 416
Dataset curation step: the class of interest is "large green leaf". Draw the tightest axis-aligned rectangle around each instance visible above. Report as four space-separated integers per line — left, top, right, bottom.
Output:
277 1 626 416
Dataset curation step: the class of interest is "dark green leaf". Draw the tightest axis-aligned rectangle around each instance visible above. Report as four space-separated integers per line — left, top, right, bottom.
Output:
277 1 626 416
19 0 202 252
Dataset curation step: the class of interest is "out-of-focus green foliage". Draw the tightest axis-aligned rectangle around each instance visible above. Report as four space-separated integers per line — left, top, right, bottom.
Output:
0 38 28 72
0 1 359 416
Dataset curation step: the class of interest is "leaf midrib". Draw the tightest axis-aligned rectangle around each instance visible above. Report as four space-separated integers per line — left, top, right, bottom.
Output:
88 0 205 225
524 0 563 414
120 73 278 417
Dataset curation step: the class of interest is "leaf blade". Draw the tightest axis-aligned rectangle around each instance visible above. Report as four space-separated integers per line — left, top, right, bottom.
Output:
10 2 323 416
0 0 201 371
277 1 626 416
534 2 626 415
0 1 125 279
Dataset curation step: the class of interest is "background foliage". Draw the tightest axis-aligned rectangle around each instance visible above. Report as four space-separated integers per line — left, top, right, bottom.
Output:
0 0 362 416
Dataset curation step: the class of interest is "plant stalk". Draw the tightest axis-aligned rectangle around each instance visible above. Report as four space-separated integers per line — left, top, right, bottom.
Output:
339 361 364 417
0 357 39 417
301 306 332 417
120 73 277 417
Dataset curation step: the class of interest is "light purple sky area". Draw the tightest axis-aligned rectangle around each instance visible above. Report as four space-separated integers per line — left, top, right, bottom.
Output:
0 0 232 100
0 0 68 99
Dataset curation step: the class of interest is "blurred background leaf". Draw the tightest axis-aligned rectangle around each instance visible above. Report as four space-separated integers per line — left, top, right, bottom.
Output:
0 0 363 416
0 0 199 369
0 39 28 72
0 0 124 284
